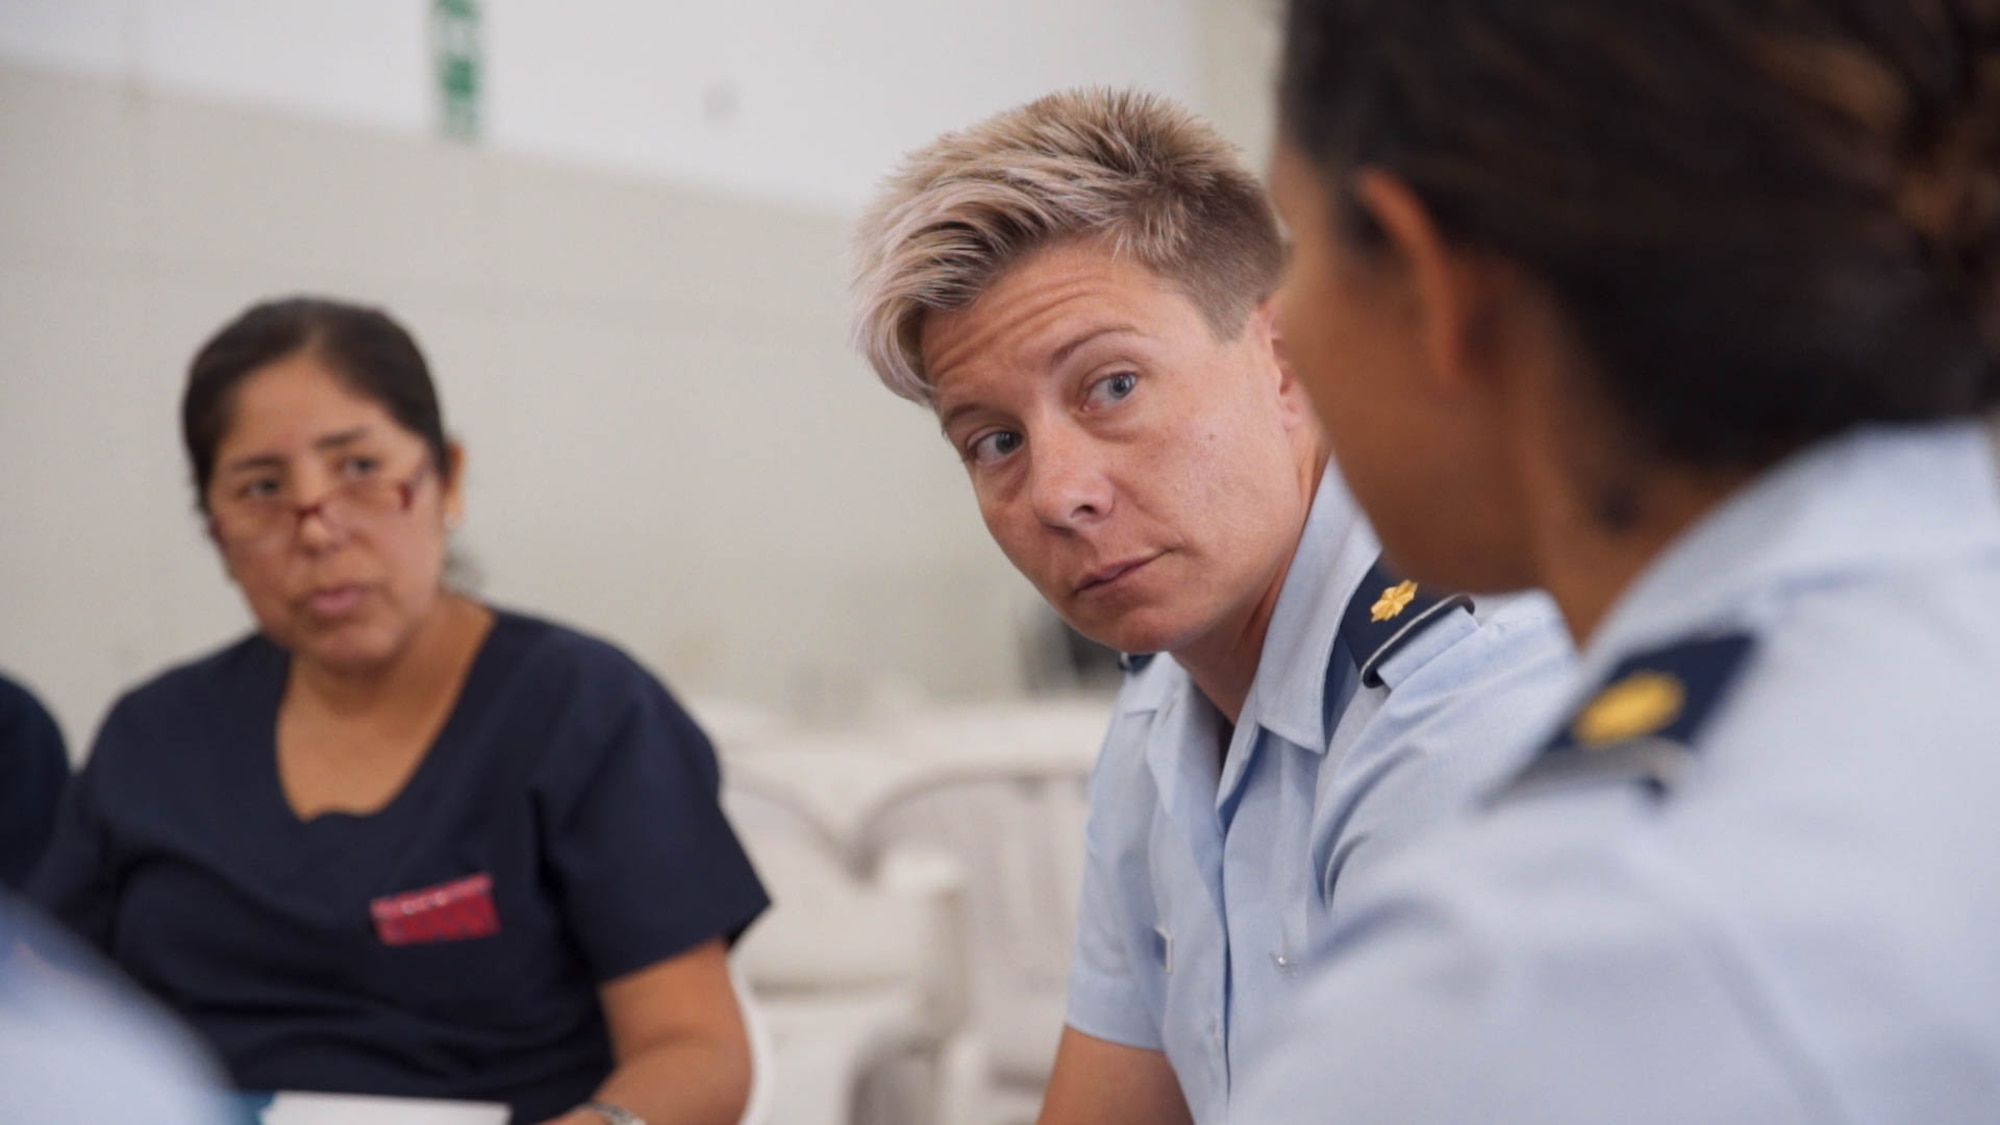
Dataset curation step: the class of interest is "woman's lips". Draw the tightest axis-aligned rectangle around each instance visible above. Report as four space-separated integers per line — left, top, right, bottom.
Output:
306 585 367 618
1078 554 1159 595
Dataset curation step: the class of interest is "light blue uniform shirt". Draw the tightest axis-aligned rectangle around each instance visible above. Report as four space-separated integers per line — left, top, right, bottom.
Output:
1236 421 2000 1124
1064 466 1575 1123
0 897 230 1123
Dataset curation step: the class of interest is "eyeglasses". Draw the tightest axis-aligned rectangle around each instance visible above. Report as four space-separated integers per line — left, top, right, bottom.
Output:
209 463 434 552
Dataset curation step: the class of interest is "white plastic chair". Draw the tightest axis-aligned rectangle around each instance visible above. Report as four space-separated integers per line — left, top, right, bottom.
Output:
855 700 1109 1125
723 779 980 1125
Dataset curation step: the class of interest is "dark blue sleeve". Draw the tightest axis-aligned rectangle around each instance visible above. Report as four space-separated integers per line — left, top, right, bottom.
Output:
0 674 71 892
538 666 769 983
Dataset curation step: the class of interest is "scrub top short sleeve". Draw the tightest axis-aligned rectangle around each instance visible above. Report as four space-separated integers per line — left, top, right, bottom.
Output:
536 666 769 982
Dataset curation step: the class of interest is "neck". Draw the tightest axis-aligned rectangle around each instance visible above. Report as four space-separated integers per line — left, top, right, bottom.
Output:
1528 464 1749 647
1175 444 1330 723
1177 602 1278 725
290 594 488 718
1499 337 1755 649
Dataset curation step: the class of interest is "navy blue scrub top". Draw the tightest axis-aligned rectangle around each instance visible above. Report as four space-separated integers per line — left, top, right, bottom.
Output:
28 610 769 1124
0 671 69 891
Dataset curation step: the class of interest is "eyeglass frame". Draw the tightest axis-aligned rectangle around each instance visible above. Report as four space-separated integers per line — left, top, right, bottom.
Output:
206 460 438 552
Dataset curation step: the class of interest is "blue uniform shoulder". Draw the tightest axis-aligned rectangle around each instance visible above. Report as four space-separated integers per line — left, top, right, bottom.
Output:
478 609 710 761
1339 562 1475 688
74 634 281 791
1500 631 1757 801
103 634 276 731
488 609 664 701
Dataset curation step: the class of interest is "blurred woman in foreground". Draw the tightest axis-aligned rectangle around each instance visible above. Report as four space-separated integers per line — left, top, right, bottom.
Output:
1248 2 2000 1121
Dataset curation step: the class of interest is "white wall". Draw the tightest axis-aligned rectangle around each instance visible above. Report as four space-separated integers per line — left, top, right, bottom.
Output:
0 0 1202 212
0 3 1285 750
1199 0 1283 172
0 61 1049 749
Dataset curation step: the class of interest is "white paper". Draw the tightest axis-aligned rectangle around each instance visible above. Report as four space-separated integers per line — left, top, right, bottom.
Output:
258 1091 509 1125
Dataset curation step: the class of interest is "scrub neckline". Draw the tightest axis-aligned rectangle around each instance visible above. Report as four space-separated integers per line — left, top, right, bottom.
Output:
249 606 524 832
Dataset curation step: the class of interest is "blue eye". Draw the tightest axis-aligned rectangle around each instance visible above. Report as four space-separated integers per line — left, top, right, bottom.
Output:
339 455 382 479
968 430 1023 466
1087 371 1138 407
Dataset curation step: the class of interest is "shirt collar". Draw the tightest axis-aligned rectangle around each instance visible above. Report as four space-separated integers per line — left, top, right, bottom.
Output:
1584 420 2000 677
1115 649 1182 715
1240 463 1381 753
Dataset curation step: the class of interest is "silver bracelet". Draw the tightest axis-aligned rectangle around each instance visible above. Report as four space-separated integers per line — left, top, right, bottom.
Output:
580 1101 646 1125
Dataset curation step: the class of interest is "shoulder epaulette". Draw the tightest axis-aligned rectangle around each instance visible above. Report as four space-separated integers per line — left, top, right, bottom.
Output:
1117 652 1156 675
1501 631 1756 801
1339 561 1474 689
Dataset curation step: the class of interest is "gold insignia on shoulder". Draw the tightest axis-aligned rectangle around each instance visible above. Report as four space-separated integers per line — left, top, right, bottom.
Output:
1573 671 1686 747
1370 579 1419 622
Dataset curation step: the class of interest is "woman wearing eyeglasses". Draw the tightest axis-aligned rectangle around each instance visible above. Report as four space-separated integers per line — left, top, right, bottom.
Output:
29 298 768 1125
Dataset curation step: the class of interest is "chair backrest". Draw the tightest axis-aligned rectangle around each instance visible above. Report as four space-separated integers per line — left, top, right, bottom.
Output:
721 780 974 1125
718 697 1110 1111
863 771 1089 1087
723 784 960 1000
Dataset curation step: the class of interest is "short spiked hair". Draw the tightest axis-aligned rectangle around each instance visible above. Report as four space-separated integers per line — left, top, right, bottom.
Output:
851 87 1286 405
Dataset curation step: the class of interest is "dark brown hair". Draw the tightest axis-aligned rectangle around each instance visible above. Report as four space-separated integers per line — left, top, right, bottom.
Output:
182 297 452 507
1279 0 2000 468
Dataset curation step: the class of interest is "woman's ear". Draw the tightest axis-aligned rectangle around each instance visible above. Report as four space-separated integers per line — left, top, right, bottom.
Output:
1248 295 1311 423
443 442 468 528
1260 294 1290 374
1351 170 1501 401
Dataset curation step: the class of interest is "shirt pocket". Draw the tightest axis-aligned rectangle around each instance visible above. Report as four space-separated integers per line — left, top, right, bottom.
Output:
370 873 501 945
364 873 562 1031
